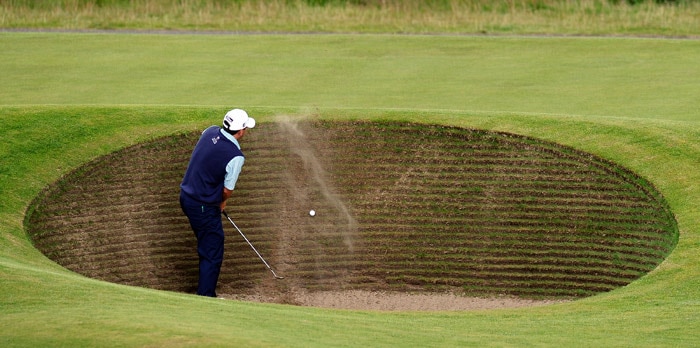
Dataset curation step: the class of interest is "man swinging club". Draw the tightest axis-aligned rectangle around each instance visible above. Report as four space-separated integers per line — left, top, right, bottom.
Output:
180 108 255 297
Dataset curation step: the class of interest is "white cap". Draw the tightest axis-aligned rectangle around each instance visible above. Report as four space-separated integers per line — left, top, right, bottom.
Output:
223 109 256 131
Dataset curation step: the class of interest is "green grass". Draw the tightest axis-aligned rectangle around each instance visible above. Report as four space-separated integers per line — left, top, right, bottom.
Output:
2 33 699 121
1 33 700 346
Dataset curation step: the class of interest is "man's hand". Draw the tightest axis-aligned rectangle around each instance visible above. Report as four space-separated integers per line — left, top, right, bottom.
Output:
220 187 233 212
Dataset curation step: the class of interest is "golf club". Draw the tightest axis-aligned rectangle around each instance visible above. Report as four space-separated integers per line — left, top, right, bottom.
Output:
222 210 284 280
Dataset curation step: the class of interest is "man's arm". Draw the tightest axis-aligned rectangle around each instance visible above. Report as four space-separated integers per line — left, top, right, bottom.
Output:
221 156 245 211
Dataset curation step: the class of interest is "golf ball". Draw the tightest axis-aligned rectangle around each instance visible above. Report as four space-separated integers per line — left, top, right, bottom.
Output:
309 210 316 217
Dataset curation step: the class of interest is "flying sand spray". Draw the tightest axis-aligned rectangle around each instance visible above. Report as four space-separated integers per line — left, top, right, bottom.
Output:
231 116 358 280
278 116 358 252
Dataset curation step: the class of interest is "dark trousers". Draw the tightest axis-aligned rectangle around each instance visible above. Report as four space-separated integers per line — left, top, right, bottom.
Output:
180 192 224 297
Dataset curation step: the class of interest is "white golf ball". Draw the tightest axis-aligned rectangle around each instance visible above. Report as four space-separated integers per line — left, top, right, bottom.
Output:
309 210 316 217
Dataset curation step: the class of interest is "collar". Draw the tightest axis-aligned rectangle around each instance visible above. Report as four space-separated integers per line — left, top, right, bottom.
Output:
219 128 241 150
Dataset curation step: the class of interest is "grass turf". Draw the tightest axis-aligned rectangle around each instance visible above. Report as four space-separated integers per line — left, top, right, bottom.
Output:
1 32 699 121
1 33 699 346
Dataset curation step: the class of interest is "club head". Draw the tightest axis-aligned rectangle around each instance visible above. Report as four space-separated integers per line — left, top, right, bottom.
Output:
274 276 285 280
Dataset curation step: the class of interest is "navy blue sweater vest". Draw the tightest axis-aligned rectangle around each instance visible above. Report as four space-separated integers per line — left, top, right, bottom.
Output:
180 126 244 205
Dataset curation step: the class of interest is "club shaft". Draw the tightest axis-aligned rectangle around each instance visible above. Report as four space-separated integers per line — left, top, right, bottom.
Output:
222 211 283 279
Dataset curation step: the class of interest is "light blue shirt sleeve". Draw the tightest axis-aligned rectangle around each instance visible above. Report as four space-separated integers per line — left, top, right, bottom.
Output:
219 128 245 191
224 156 245 190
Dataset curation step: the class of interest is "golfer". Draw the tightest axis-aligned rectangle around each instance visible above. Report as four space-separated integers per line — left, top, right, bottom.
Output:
180 108 255 297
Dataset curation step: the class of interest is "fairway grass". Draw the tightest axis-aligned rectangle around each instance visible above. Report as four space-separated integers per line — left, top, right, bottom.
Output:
1 33 700 122
1 33 699 346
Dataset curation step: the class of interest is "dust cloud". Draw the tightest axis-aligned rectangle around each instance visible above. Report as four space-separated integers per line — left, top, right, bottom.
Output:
276 116 358 253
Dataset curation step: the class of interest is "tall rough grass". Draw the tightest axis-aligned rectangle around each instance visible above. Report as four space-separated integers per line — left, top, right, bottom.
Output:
1 0 698 36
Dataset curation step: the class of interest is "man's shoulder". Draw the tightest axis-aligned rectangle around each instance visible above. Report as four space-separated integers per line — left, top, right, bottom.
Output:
203 125 221 134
